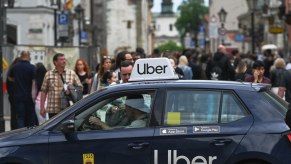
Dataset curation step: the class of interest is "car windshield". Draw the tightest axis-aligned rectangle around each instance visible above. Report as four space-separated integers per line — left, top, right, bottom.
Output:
259 90 289 115
39 88 108 128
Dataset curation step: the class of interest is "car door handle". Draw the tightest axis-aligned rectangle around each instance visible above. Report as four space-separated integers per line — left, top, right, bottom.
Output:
211 139 233 146
128 142 150 150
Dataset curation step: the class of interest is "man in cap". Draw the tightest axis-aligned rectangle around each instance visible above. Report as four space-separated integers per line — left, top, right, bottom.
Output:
89 95 148 129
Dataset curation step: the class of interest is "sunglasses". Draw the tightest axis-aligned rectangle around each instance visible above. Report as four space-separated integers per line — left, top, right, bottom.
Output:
103 56 112 59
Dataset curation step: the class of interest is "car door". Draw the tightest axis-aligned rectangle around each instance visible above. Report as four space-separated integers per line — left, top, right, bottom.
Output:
48 89 157 164
152 89 253 164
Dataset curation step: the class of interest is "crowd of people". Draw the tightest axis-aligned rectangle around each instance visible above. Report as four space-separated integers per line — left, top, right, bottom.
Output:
5 45 291 130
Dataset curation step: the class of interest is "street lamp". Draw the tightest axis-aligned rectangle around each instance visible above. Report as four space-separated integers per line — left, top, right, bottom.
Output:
0 0 5 133
74 4 84 46
218 8 227 45
51 0 61 46
246 0 258 54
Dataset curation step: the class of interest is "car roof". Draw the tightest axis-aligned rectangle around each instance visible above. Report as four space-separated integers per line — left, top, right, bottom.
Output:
119 58 270 92
107 80 271 92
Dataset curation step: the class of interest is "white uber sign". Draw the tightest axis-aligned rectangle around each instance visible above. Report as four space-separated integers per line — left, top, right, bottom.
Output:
129 58 179 81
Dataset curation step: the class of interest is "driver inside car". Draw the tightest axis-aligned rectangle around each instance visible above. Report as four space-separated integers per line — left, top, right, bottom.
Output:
89 95 149 130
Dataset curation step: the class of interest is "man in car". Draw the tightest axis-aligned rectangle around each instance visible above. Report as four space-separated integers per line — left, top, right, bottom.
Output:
90 60 134 128
120 60 133 83
88 95 148 129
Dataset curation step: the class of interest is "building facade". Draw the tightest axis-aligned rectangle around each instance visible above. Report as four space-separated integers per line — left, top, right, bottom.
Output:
209 0 248 53
6 0 154 56
6 0 55 46
210 0 286 55
153 0 180 47
105 0 153 56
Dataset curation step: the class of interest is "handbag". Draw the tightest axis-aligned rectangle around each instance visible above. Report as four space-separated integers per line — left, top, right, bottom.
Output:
60 74 70 110
68 84 83 103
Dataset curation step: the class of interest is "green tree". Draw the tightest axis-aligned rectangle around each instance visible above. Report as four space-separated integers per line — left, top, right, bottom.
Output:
175 0 208 45
157 41 183 53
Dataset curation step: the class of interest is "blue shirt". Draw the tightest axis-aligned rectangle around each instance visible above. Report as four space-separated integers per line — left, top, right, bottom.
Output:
10 60 35 101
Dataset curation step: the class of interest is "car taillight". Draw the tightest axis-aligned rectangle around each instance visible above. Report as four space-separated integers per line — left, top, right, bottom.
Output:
283 131 291 143
287 133 291 142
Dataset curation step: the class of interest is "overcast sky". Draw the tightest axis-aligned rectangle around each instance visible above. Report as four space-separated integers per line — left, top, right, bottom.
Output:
152 0 209 13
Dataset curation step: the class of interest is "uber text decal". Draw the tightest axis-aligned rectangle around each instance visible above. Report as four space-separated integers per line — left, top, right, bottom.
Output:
154 150 217 164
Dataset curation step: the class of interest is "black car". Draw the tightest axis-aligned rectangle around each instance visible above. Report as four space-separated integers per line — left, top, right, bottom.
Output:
0 58 290 164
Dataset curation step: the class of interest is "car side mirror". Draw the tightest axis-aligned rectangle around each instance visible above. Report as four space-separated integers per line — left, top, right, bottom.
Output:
60 120 75 135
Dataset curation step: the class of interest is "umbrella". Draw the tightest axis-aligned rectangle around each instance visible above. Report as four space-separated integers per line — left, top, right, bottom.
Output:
261 44 277 51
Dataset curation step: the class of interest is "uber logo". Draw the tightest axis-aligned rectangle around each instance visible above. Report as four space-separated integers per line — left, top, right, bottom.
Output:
137 64 168 75
154 150 217 164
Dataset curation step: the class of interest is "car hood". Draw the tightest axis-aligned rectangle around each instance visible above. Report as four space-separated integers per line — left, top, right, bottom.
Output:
0 127 39 142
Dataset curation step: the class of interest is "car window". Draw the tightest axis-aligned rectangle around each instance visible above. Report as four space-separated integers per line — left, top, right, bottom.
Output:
221 92 248 123
260 90 289 115
75 91 155 131
164 90 220 125
164 90 248 126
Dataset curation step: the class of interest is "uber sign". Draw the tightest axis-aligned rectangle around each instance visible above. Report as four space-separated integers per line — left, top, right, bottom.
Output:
129 58 179 81
137 64 167 74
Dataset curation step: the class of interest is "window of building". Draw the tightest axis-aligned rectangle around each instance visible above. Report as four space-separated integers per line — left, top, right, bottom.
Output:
169 24 173 31
155 24 160 31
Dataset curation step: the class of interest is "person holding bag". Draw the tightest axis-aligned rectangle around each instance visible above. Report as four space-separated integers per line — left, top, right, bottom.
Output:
40 53 83 119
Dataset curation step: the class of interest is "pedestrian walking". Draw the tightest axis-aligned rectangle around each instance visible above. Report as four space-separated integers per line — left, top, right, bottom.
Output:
40 53 83 118
206 45 235 80
168 56 184 79
244 60 271 84
90 56 112 93
74 59 92 96
32 63 48 125
178 55 193 80
9 51 36 128
270 58 289 99
100 70 118 88
234 60 248 81
6 57 21 130
263 49 275 78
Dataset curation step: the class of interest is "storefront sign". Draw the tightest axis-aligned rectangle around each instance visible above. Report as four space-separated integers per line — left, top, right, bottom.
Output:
269 27 284 34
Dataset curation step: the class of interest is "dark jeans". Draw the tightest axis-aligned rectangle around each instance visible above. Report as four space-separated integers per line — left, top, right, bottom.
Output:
15 99 36 128
8 94 17 130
